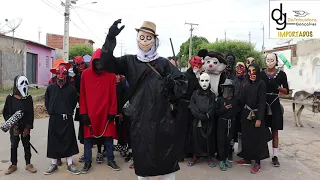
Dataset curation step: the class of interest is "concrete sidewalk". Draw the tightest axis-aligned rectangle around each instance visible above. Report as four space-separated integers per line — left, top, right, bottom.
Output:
0 100 319 180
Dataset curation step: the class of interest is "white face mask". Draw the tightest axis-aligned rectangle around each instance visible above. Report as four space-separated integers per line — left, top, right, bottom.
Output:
266 54 277 69
199 73 210 90
137 30 155 52
16 76 29 98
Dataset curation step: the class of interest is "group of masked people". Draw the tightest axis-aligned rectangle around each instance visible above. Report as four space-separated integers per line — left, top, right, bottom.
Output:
173 51 289 174
2 19 288 180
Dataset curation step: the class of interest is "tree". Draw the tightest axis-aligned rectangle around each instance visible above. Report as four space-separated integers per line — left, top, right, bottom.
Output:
177 36 209 67
199 40 264 67
69 45 93 60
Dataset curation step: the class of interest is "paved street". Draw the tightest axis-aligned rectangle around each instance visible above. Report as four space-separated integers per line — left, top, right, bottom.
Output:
0 99 320 180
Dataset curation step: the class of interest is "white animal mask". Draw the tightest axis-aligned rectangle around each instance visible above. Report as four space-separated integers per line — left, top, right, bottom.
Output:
16 76 29 98
266 53 277 69
137 30 155 52
199 73 210 90
203 56 226 75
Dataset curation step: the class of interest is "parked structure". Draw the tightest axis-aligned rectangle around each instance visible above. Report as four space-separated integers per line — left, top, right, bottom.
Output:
0 34 56 89
46 33 94 49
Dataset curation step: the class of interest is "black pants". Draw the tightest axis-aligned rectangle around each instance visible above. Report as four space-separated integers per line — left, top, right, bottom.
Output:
217 118 235 162
10 129 31 165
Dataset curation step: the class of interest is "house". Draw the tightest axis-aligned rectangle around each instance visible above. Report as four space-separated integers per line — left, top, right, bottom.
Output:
46 33 94 49
290 39 320 93
0 34 56 89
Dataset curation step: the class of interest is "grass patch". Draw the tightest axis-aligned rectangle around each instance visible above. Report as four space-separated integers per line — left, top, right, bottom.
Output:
0 88 46 105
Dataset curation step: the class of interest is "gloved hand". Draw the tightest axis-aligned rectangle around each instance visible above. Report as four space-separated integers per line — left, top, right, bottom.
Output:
108 114 115 121
163 74 175 90
81 114 91 126
107 19 125 39
269 78 279 89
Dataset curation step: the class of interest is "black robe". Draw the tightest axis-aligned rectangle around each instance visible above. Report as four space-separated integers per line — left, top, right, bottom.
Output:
189 89 216 157
3 95 34 132
175 67 200 159
45 82 79 159
260 70 289 130
233 75 248 141
238 63 272 161
73 73 84 144
100 37 188 177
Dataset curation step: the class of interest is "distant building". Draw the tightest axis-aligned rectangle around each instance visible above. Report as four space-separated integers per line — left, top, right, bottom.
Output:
46 33 94 49
0 34 56 89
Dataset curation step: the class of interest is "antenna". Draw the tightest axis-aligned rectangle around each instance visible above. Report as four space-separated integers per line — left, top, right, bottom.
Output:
0 18 23 45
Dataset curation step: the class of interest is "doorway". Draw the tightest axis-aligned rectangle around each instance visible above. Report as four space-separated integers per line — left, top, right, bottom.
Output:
26 52 37 84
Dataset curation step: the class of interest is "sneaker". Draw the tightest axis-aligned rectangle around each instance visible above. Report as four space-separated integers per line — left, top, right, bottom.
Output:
5 165 17 175
103 150 107 158
57 159 62 166
251 163 261 174
125 152 133 162
67 164 80 175
96 153 104 164
219 161 226 171
80 162 92 174
79 155 85 163
107 161 120 171
26 164 37 173
225 159 232 168
44 164 58 175
272 156 280 167
236 159 251 166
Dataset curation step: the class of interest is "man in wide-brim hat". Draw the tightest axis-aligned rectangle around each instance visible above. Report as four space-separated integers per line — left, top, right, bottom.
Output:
100 19 188 180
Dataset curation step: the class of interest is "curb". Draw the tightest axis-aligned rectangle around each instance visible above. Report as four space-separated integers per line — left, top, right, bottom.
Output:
0 94 45 115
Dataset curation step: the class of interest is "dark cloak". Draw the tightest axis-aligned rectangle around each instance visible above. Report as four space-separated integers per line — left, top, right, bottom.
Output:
175 67 200 159
189 89 216 157
45 81 79 159
238 63 272 161
260 70 289 130
100 37 187 177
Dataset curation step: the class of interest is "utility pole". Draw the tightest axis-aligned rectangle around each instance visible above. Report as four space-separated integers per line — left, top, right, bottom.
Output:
119 43 124 56
248 31 251 43
38 27 41 43
261 23 265 52
185 22 198 61
63 0 71 62
224 30 227 42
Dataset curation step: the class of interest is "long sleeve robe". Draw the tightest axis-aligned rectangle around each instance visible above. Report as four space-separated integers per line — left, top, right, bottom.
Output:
100 36 188 177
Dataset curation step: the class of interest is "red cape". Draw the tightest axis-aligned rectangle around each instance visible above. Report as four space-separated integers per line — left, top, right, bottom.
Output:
80 49 117 139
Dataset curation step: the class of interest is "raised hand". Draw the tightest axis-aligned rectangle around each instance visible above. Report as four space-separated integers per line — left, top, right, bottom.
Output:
107 19 125 38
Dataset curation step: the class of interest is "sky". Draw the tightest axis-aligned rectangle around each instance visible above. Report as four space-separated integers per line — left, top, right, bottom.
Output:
0 0 300 57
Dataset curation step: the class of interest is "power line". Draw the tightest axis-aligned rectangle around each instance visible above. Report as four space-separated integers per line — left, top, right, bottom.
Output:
145 0 212 8
40 0 63 15
71 7 104 44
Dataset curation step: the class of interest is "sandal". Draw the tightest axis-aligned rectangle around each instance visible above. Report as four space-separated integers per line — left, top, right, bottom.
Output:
208 161 216 168
187 161 196 167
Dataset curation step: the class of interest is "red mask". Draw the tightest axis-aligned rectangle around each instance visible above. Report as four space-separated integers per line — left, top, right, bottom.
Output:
56 65 68 88
189 56 203 70
235 62 246 77
248 65 257 82
74 56 85 73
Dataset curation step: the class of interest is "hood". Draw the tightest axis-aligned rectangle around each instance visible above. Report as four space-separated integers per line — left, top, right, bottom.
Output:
247 62 261 82
90 48 102 67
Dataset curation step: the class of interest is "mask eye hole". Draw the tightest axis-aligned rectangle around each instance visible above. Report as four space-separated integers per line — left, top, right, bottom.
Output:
205 79 209 82
140 35 145 40
213 62 217 64
25 81 29 85
207 61 210 64
146 36 152 40
20 81 24 85
200 80 204 82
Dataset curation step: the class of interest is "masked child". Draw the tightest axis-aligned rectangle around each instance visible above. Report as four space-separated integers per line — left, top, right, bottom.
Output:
2 75 37 175
216 79 240 171
188 73 216 168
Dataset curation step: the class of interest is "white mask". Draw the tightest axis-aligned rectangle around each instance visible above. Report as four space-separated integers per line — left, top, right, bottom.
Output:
16 76 29 98
137 30 155 52
199 73 210 90
266 53 277 69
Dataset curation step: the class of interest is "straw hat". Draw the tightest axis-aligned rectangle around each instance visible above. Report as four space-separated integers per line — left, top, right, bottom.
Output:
50 59 71 74
135 21 158 36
